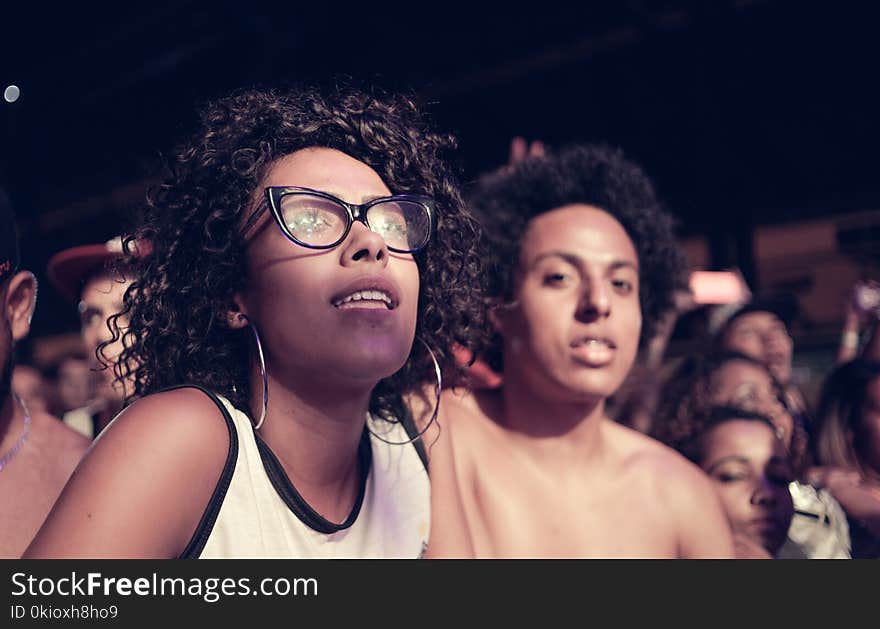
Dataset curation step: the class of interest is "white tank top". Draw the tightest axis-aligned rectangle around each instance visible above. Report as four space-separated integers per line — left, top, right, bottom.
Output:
178 388 430 558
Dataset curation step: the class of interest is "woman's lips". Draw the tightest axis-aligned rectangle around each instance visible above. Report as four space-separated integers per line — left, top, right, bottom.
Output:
334 289 393 310
330 276 400 310
749 516 788 540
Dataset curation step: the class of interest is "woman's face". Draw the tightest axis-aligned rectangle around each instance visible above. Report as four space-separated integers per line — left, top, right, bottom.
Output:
700 420 795 556
710 359 794 449
238 148 420 389
720 311 793 385
80 272 133 402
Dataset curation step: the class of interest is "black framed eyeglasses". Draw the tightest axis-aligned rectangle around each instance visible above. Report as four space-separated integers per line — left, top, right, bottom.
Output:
242 186 435 254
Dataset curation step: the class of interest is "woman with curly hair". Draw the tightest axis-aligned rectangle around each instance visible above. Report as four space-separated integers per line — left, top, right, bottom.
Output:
24 84 486 558
426 144 735 557
655 405 795 558
809 359 880 558
653 351 852 558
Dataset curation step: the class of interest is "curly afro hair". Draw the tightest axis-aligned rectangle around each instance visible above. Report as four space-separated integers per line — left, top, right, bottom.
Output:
469 144 688 373
108 84 487 424
662 404 781 465
652 351 810 474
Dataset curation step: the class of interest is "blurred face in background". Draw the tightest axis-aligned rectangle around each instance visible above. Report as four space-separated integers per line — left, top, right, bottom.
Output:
721 311 793 385
79 271 132 402
700 419 795 556
55 357 94 412
710 358 794 450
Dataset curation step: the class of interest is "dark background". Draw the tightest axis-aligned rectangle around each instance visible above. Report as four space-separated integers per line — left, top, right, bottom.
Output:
2 0 879 340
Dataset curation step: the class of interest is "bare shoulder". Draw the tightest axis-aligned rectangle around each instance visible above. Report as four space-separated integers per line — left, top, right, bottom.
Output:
602 420 719 501
602 420 734 557
100 387 232 449
23 387 233 558
86 387 234 486
406 383 495 460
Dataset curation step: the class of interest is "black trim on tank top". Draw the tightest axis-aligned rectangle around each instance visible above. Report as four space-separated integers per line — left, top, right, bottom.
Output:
254 429 372 534
170 385 239 559
398 406 429 471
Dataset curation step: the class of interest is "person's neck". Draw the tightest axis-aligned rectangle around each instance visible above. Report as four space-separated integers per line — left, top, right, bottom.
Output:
249 363 373 518
496 367 607 462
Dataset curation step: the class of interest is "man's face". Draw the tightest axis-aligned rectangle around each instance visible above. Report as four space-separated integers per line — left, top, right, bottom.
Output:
79 272 131 401
496 205 642 404
721 311 793 385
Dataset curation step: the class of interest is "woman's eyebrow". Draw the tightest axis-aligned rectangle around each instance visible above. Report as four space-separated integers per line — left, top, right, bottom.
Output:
705 455 749 474
328 189 391 205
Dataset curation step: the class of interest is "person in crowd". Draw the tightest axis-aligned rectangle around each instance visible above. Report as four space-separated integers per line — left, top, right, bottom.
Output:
654 351 851 558
24 84 486 558
47 238 136 438
655 405 795 558
51 354 94 413
709 293 815 437
424 144 735 558
0 188 89 558
810 358 880 558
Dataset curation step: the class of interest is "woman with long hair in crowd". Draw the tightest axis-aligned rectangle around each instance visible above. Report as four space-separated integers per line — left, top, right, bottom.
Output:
654 351 851 558
810 359 880 558
654 404 795 558
24 84 486 558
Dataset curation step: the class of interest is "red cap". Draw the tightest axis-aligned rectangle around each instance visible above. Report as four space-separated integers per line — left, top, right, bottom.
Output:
46 237 128 304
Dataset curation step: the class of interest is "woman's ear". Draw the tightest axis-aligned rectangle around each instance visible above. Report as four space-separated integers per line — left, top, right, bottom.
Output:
4 271 37 342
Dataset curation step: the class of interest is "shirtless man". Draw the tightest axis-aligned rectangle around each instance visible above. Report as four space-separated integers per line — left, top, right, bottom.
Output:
425 145 735 558
0 189 89 557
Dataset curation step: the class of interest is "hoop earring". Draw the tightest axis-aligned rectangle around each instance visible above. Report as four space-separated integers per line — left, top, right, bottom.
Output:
367 337 442 446
240 314 268 430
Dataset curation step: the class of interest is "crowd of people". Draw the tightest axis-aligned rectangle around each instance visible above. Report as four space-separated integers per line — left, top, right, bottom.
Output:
1 83 878 559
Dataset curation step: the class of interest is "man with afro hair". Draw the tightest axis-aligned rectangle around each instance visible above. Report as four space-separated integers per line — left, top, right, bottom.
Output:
425 144 735 557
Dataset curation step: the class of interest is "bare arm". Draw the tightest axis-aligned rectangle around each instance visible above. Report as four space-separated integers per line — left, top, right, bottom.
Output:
424 413 477 559
837 281 880 364
23 389 230 558
810 468 880 538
